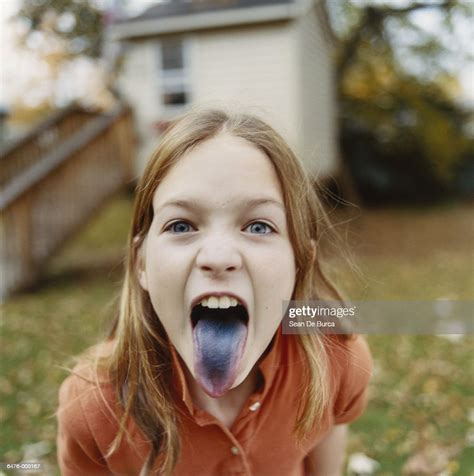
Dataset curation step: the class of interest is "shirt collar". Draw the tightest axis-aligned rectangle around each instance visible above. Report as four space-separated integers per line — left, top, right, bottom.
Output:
168 326 283 415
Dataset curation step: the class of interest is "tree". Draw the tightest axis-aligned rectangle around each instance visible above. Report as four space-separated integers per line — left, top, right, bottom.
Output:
326 0 473 203
18 0 104 58
7 0 115 122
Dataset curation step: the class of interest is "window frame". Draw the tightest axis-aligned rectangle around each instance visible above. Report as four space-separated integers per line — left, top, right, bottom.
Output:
157 36 192 114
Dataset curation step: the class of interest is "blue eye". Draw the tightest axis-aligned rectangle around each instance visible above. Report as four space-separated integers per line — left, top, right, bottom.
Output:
245 222 274 234
166 221 194 233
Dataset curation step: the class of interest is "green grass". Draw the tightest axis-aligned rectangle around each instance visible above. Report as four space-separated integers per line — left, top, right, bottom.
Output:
1 193 473 475
0 193 131 472
349 335 474 475
327 203 474 475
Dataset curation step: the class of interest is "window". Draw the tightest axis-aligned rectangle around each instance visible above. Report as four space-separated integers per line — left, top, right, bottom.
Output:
160 38 190 107
162 39 184 70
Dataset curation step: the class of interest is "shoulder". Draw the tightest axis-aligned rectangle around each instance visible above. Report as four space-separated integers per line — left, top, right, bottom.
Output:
326 335 373 424
57 341 119 455
58 360 116 428
58 340 116 406
328 335 372 376
57 341 151 475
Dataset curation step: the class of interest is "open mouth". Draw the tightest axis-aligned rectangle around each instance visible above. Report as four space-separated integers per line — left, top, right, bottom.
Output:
191 302 249 328
190 297 249 398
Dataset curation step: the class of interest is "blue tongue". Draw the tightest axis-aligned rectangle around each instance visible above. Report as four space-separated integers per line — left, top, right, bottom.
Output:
193 314 247 397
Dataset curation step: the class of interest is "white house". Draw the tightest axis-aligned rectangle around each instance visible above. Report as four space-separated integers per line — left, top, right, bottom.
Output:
110 0 338 182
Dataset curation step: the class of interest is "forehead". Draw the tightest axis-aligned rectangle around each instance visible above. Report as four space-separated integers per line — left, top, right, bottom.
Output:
152 133 284 209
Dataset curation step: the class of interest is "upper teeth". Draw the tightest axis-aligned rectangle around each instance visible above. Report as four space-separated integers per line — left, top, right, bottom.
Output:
200 296 239 309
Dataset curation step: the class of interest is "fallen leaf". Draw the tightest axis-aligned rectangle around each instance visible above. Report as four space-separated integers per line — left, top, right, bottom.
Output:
465 427 474 447
347 452 381 475
402 444 461 475
22 441 52 460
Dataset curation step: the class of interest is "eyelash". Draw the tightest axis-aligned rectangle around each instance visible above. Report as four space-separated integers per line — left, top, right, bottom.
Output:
165 221 196 234
164 220 276 235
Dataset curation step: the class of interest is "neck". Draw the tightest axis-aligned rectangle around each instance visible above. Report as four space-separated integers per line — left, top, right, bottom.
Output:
184 365 262 428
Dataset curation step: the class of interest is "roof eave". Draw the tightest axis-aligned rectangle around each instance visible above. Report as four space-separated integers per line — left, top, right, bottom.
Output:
109 3 298 40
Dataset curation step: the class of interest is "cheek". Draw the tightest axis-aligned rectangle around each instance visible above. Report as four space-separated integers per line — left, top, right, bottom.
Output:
252 241 296 308
144 240 189 316
266 241 296 288
146 237 187 277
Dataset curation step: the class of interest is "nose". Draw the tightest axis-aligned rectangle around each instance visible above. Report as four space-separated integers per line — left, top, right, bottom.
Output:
195 236 243 276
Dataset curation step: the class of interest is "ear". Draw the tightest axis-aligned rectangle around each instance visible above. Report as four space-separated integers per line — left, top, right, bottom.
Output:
135 236 149 291
310 239 317 265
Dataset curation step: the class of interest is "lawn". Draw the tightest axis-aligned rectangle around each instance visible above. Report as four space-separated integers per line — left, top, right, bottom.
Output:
1 191 473 475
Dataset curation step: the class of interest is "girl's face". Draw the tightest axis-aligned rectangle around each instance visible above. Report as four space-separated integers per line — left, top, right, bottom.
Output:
138 133 296 397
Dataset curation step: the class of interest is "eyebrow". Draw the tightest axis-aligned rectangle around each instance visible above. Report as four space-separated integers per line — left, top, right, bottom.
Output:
155 197 285 213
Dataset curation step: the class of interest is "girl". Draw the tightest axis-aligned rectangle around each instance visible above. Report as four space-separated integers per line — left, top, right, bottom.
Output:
57 108 372 476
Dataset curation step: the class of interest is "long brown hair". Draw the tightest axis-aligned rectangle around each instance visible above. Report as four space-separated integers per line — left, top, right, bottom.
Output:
95 107 350 475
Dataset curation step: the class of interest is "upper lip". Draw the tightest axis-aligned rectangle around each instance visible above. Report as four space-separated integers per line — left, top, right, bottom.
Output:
190 292 248 313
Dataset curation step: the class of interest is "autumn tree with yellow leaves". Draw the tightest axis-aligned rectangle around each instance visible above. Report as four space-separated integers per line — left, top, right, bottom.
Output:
328 0 473 203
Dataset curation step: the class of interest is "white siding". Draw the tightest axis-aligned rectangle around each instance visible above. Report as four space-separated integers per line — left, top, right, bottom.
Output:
116 10 337 179
296 4 338 179
118 40 163 172
192 23 300 152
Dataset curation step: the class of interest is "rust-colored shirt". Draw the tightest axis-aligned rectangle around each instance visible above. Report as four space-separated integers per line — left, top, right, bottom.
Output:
57 331 372 475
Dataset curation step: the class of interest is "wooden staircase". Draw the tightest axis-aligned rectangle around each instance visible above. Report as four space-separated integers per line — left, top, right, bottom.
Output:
0 104 135 299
